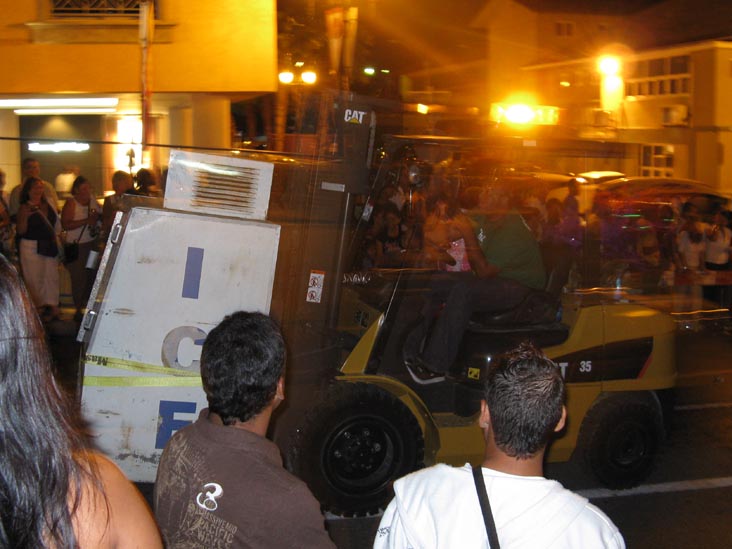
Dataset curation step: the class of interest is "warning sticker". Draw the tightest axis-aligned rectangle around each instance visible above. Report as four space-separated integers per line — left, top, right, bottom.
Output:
306 270 325 303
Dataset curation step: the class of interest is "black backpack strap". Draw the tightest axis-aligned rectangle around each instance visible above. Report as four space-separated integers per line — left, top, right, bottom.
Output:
472 465 501 549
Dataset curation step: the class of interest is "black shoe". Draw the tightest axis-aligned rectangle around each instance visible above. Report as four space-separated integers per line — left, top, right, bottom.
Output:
405 357 446 385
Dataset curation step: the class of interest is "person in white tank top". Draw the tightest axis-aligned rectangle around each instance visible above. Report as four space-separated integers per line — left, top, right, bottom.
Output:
60 176 102 321
703 208 732 308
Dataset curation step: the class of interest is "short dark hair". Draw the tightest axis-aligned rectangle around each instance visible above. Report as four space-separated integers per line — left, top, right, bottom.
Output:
459 186 483 210
200 311 285 425
485 342 566 459
135 168 156 192
21 157 38 170
681 201 698 217
111 170 132 188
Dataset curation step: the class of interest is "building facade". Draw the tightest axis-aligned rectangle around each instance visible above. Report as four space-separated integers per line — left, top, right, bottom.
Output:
0 0 277 192
474 0 732 194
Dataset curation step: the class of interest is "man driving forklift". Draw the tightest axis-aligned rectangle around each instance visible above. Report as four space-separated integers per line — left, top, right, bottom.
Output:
404 183 548 383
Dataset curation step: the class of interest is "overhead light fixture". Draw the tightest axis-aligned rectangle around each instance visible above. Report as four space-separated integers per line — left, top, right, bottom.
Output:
28 142 90 152
504 104 535 124
0 97 118 109
14 108 116 115
490 103 559 125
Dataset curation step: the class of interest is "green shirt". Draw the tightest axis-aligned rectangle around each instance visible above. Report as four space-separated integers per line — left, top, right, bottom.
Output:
472 211 546 290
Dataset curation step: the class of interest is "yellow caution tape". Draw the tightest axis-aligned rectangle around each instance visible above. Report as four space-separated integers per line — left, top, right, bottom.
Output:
82 354 202 388
83 375 202 388
83 354 200 377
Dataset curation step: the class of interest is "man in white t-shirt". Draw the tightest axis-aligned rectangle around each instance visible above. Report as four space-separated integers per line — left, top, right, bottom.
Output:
374 342 625 549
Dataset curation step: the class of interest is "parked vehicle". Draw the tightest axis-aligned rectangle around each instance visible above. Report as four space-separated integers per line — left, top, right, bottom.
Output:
546 170 625 214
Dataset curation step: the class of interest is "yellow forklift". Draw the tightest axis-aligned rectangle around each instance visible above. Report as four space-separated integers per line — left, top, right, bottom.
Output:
280 135 677 516
75 104 676 518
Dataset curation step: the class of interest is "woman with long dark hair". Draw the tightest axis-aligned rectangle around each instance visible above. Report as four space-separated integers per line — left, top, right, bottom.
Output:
15 176 61 322
0 257 162 548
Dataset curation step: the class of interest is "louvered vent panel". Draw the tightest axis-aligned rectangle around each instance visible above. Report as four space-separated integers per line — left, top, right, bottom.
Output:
164 150 274 220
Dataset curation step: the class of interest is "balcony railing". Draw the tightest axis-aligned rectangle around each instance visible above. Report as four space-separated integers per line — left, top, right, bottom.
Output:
52 0 156 18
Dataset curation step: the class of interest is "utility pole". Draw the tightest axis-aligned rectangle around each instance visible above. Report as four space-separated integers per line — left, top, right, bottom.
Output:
139 0 154 166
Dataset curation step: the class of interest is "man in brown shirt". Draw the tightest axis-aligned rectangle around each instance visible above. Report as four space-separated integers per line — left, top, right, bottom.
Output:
154 312 335 548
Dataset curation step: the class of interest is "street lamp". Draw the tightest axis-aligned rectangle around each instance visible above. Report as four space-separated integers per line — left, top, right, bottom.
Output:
274 65 319 151
301 70 317 85
597 55 623 113
597 55 621 77
279 70 295 85
504 104 536 124
279 68 317 85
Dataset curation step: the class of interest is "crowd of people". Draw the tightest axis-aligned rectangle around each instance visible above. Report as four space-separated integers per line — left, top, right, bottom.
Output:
360 162 584 276
355 158 732 383
0 152 644 548
1 250 624 547
0 158 163 323
0 151 724 548
360 160 732 310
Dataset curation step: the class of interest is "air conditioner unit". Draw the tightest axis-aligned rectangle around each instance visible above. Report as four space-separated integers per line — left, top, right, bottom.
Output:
662 104 689 126
164 150 274 220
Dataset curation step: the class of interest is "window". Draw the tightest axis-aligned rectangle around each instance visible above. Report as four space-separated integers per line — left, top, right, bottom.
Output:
648 59 665 77
30 1 171 44
555 21 575 37
633 60 649 78
670 55 690 74
625 55 691 98
52 0 157 18
641 144 674 177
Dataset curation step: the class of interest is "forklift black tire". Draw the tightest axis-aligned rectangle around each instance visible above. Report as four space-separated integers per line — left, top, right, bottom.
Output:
288 381 425 516
579 392 663 489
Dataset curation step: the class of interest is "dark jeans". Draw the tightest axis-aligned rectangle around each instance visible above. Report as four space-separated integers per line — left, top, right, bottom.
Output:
703 261 731 309
410 272 531 374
